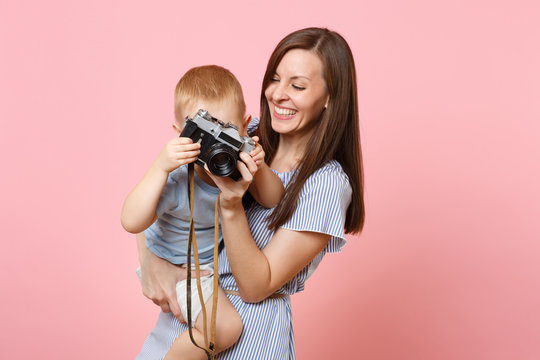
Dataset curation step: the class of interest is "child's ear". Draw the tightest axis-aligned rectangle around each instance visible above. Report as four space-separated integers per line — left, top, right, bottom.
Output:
172 122 183 134
241 114 252 135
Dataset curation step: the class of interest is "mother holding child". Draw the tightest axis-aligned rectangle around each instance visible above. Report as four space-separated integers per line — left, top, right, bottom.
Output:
125 27 365 359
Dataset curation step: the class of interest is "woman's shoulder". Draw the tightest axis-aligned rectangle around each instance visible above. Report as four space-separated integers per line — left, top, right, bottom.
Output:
247 117 260 135
307 160 349 184
300 160 351 197
281 159 351 241
314 160 347 176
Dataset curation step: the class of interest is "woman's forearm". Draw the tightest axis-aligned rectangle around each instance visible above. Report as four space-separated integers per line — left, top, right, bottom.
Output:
219 202 273 303
220 199 332 304
137 232 151 263
211 154 329 302
248 163 284 208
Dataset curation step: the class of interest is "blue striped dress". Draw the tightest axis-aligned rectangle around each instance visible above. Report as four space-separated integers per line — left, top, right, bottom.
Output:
137 160 352 359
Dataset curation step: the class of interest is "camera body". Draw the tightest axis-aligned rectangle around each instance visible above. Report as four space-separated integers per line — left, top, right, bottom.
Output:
180 109 256 179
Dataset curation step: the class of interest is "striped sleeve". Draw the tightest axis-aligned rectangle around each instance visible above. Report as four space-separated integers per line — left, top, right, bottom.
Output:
281 162 352 252
247 116 259 135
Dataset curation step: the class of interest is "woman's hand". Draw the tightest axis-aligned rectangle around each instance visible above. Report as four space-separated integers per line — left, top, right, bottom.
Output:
138 232 186 322
137 233 209 323
205 152 258 208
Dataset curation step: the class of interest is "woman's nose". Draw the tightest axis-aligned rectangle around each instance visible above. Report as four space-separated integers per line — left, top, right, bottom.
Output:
272 83 289 102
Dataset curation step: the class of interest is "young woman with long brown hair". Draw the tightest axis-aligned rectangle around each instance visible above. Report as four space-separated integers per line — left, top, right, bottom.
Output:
136 27 365 359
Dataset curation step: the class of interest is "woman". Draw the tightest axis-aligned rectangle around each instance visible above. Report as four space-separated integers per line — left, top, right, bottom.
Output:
137 27 365 359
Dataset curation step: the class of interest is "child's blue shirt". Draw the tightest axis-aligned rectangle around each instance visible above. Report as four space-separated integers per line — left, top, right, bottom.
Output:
144 165 221 264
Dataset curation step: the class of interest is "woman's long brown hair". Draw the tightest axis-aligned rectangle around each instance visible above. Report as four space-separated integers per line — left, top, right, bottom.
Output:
257 27 365 234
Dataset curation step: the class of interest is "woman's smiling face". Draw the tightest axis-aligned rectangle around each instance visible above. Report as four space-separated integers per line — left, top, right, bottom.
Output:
264 49 329 139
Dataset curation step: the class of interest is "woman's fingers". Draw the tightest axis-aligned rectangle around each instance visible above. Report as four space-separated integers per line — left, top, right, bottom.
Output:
234 161 253 183
158 300 184 323
150 283 186 323
239 152 258 176
193 270 210 277
168 298 184 323
159 302 170 313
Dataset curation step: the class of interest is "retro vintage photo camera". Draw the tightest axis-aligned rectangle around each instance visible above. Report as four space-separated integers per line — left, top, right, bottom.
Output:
180 109 256 179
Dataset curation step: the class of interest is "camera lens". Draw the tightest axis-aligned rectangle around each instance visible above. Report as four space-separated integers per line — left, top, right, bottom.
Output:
207 143 238 177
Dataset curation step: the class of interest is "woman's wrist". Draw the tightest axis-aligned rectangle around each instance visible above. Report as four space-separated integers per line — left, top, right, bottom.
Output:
137 233 164 269
219 198 244 218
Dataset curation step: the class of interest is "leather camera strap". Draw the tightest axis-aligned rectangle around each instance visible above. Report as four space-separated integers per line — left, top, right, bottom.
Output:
186 163 219 360
211 191 220 350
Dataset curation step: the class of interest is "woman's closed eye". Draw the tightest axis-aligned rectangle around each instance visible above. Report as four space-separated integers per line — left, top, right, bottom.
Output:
291 84 305 90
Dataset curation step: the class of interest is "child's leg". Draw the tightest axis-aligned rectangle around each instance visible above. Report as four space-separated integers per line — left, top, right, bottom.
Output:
196 286 242 353
164 287 242 360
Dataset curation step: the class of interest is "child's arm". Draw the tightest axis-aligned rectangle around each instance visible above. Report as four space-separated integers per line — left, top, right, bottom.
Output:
247 138 284 208
121 137 200 233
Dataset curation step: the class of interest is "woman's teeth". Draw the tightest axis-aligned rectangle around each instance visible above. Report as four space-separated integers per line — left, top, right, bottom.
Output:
275 106 297 116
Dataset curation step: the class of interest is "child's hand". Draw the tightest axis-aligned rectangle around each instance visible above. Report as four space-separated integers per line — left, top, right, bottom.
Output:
155 137 200 173
249 136 265 167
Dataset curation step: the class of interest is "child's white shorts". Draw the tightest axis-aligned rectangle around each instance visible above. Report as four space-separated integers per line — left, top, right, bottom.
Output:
136 263 215 324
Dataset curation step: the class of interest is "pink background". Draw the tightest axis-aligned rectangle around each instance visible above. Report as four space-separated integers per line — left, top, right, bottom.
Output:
1 0 539 359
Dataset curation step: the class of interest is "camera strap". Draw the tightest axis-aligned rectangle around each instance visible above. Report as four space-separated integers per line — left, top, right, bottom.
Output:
186 163 220 360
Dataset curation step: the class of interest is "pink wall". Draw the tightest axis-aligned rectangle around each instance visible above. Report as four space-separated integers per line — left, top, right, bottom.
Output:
1 0 538 359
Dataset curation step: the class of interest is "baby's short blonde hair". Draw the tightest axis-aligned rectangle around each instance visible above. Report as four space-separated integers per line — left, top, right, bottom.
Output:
174 65 246 122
